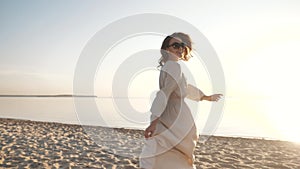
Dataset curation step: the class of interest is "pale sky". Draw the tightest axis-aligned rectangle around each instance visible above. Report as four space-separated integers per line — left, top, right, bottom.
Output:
1 0 300 142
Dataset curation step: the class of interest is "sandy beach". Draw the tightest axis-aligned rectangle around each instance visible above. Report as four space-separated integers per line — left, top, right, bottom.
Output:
0 118 299 169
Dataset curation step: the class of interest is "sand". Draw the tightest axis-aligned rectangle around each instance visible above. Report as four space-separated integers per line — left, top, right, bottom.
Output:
0 118 299 169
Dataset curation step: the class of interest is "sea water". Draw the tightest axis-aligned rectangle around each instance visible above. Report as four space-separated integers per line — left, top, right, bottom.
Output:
0 97 294 142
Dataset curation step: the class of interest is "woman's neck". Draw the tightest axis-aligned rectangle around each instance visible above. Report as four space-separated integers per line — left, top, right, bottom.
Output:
167 57 179 62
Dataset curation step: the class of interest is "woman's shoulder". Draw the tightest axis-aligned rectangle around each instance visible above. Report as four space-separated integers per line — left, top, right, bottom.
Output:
163 60 181 70
162 60 182 77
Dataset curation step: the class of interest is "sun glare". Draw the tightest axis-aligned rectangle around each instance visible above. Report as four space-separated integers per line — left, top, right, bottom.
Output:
241 41 300 143
264 98 300 143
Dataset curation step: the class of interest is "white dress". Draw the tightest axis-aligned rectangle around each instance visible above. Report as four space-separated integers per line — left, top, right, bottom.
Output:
140 60 204 169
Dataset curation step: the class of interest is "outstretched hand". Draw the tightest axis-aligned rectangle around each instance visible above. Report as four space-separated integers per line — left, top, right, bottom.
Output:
203 94 223 102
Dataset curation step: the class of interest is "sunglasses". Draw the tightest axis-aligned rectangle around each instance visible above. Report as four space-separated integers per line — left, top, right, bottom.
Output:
167 42 186 49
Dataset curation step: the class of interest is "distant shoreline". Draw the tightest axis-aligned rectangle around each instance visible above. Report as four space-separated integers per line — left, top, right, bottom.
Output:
0 95 149 99
0 94 97 98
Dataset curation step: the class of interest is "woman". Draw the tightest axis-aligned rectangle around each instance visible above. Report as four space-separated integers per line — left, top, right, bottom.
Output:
139 32 222 169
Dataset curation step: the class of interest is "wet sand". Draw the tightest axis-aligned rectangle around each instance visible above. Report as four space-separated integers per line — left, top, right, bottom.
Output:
1 118 299 168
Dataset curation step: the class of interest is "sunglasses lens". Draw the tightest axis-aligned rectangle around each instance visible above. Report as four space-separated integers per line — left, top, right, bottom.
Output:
172 43 181 49
170 42 185 49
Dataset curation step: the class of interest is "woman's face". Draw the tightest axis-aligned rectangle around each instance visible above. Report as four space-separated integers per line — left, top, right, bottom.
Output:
166 38 185 61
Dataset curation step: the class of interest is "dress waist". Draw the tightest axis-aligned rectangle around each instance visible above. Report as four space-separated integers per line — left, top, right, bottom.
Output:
169 92 184 99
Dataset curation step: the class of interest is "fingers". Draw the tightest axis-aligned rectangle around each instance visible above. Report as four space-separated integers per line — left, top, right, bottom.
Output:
144 131 152 138
213 94 223 102
216 95 221 101
144 124 156 138
144 130 148 138
144 127 152 138
216 95 222 101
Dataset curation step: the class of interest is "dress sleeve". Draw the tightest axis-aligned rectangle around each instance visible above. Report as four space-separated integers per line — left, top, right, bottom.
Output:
186 84 205 102
150 61 181 121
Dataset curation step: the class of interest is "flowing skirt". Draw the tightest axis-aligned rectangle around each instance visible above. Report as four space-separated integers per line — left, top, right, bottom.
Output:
140 98 198 169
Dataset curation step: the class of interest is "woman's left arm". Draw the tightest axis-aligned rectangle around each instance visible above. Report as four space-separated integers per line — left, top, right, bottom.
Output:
186 84 222 102
201 94 223 102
